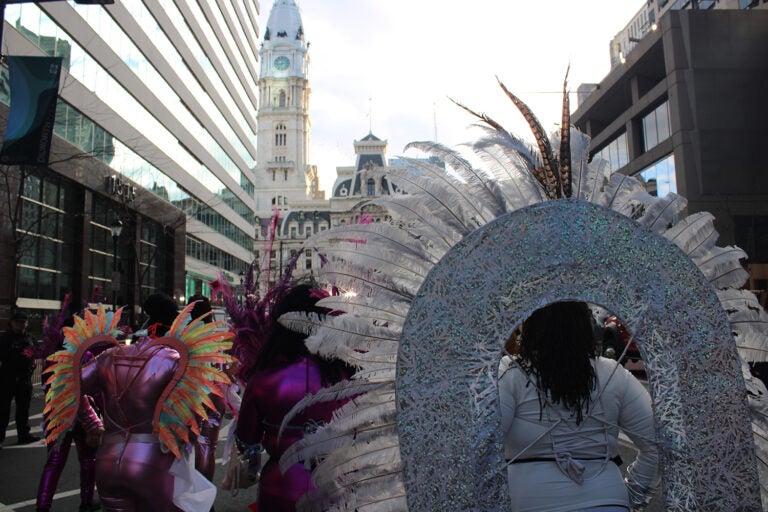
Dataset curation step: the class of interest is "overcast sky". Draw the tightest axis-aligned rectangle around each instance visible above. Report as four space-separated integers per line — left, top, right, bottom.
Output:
258 1 644 193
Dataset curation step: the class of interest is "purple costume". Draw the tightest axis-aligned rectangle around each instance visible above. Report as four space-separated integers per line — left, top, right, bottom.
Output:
195 390 226 482
80 340 181 512
36 395 102 511
236 355 348 511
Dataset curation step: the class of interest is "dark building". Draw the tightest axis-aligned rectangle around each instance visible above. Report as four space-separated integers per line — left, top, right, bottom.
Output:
572 9 768 299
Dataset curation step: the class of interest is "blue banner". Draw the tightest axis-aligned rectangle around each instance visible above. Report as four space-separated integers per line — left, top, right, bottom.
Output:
0 56 63 166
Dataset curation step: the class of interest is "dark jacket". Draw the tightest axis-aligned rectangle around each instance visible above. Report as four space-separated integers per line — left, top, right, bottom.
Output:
0 329 36 377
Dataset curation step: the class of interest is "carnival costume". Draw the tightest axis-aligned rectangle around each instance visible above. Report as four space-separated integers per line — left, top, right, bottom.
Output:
499 355 658 511
269 74 768 511
237 355 349 510
36 295 104 512
213 218 350 511
43 305 234 512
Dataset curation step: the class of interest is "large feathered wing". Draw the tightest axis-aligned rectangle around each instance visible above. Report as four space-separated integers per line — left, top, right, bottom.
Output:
43 306 121 445
149 302 235 458
284 87 768 510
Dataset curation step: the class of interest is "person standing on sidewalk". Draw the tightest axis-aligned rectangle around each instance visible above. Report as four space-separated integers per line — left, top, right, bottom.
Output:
0 310 40 446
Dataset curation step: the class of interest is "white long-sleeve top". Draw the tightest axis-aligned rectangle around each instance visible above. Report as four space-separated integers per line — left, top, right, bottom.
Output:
498 355 659 512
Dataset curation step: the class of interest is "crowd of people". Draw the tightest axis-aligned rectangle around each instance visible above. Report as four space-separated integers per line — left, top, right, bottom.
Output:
0 279 353 512
0 288 665 512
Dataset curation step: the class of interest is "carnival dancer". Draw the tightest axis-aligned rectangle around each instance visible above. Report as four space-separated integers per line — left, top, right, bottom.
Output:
43 294 234 512
36 296 104 512
499 301 659 511
270 73 768 510
187 293 239 512
233 283 352 511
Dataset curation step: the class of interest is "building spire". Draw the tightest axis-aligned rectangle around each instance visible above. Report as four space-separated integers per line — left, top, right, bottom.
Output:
368 97 373 134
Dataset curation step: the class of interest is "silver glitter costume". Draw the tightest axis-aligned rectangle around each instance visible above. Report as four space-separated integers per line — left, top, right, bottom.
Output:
277 79 768 512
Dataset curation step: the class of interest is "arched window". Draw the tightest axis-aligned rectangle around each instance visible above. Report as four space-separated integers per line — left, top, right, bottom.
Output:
367 178 376 196
279 90 286 107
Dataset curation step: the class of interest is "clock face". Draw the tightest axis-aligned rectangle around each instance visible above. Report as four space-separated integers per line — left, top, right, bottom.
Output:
274 56 290 71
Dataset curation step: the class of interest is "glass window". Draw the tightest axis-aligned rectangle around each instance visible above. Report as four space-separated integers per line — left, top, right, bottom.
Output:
642 101 671 152
18 267 36 297
367 179 376 196
38 269 55 299
656 102 670 142
593 132 628 175
24 174 41 201
638 153 676 197
43 179 59 209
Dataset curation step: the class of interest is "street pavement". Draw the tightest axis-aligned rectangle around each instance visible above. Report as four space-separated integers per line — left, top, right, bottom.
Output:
1 385 663 511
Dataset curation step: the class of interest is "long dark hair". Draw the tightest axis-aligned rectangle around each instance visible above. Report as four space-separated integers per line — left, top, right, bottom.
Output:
255 283 353 385
519 301 596 424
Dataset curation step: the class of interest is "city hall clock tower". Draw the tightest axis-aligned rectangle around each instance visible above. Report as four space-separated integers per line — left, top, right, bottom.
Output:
255 0 321 213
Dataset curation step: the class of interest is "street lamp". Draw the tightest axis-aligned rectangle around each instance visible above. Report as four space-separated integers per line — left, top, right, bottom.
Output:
109 217 123 311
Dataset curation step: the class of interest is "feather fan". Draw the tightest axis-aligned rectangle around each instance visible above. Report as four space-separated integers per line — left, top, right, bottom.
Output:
717 289 768 362
44 306 122 445
403 141 509 218
663 211 719 260
149 302 235 458
279 76 768 512
695 246 749 289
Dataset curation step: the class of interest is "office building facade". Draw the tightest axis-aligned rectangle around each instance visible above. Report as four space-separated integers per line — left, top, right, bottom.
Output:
573 8 768 299
0 1 260 326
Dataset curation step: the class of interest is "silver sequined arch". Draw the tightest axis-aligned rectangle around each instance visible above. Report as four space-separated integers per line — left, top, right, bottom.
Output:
396 199 760 511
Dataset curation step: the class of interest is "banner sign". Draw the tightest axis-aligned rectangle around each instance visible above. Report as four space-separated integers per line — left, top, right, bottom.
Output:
0 56 63 166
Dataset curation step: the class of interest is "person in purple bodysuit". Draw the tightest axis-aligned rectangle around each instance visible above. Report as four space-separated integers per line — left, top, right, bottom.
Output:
235 284 353 512
79 293 183 512
187 293 230 512
36 393 103 512
36 305 104 512
36 321 106 512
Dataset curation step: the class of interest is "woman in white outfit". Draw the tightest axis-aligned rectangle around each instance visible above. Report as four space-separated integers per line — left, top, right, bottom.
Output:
499 301 660 512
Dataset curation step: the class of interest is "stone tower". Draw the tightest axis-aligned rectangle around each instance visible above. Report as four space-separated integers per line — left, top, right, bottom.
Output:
255 0 321 213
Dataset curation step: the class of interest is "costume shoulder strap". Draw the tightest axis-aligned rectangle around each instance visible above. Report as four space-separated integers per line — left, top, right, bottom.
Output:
148 302 235 458
43 306 121 445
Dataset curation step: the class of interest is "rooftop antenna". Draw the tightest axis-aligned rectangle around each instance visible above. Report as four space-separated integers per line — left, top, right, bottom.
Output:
368 97 373 133
433 101 438 142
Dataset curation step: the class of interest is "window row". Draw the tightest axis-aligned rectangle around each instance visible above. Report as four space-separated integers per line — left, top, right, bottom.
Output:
271 170 289 181
185 235 249 274
642 101 671 152
593 132 629 175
